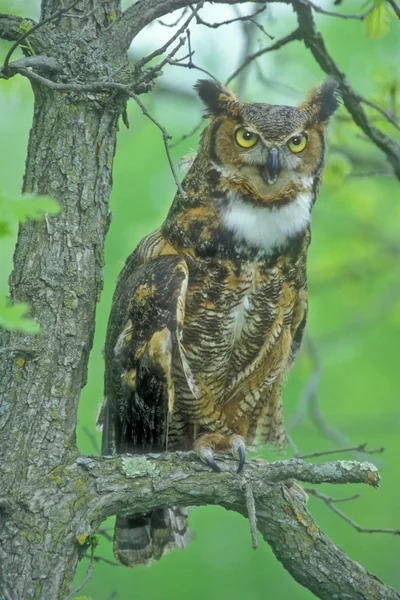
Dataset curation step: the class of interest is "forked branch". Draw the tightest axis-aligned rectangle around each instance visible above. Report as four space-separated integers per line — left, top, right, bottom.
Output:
71 453 399 600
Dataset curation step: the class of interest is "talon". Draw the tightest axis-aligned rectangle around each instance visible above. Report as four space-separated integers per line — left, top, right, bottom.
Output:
231 436 246 473
199 447 221 473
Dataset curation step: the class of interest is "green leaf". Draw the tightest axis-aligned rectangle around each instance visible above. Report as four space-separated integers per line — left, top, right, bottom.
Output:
72 597 93 600
364 0 391 39
0 193 60 234
0 297 40 333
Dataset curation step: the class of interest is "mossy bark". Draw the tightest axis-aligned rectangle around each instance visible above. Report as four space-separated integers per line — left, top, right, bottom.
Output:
0 2 124 597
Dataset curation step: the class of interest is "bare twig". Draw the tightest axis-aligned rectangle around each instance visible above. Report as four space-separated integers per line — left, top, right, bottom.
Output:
304 488 360 503
195 5 265 29
305 0 373 20
170 118 203 148
294 1 400 178
2 0 80 76
136 3 203 68
226 28 302 85
244 482 258 549
159 7 189 28
387 0 400 19
298 443 385 460
306 488 400 535
137 36 187 83
195 4 272 39
83 426 100 454
0 64 185 196
166 57 219 82
63 545 95 600
357 94 400 131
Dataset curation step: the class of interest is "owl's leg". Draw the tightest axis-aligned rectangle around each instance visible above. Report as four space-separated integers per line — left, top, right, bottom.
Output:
194 433 246 474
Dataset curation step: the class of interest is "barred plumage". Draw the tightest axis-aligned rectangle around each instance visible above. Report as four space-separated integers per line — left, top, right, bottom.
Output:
101 78 339 566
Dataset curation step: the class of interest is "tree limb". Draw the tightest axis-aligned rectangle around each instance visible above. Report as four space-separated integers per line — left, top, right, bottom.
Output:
69 453 399 600
293 1 400 179
104 0 290 55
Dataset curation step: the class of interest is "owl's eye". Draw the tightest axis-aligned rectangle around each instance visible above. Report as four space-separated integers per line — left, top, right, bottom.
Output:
235 127 259 148
288 134 307 153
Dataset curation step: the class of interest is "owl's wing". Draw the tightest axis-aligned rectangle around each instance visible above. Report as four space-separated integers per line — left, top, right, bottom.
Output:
288 289 308 367
102 254 189 455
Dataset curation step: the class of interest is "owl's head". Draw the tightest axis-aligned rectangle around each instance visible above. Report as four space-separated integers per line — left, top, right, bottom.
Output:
194 78 339 206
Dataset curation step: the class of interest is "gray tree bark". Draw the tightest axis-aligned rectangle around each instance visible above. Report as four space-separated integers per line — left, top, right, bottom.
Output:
0 2 398 600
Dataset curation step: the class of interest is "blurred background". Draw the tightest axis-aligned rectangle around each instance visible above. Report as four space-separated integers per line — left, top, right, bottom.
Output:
1 1 399 598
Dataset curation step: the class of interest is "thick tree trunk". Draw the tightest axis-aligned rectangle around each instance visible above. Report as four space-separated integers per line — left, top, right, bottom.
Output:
0 83 123 599
0 2 126 595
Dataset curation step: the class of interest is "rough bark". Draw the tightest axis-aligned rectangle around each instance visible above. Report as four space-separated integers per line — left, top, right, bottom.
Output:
0 1 398 600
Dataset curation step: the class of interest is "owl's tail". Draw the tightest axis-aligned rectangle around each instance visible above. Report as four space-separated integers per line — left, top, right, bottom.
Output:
113 507 191 567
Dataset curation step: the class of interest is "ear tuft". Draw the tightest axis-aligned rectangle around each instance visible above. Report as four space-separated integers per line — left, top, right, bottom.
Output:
194 79 236 116
302 77 341 123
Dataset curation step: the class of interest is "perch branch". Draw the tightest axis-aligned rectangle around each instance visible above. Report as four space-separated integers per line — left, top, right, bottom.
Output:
68 452 400 600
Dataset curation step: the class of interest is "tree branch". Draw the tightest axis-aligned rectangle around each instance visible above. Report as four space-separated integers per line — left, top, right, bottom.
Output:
69 453 400 600
104 0 290 55
0 13 27 41
293 1 400 179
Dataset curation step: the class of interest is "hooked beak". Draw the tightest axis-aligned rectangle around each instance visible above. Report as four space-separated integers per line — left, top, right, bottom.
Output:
262 148 279 185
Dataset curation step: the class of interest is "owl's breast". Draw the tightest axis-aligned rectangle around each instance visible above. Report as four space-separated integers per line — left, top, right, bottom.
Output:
179 256 299 405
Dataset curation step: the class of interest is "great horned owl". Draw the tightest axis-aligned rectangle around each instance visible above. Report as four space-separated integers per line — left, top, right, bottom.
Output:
101 79 339 566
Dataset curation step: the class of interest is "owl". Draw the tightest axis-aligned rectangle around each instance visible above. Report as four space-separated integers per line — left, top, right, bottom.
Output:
101 78 339 566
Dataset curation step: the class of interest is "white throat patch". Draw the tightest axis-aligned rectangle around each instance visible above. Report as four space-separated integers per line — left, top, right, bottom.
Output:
220 190 313 254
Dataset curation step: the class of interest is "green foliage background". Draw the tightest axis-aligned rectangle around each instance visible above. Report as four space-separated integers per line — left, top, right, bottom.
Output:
1 2 399 599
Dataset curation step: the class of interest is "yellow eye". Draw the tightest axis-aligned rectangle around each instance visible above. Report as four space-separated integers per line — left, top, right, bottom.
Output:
288 134 307 153
235 127 259 148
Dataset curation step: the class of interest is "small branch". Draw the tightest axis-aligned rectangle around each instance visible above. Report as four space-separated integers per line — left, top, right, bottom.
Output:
159 8 189 27
305 0 373 20
304 488 360 503
226 28 302 85
297 443 385 460
0 55 61 78
136 3 203 68
63 545 94 600
2 0 80 76
357 94 400 131
195 4 270 37
306 488 400 535
294 1 400 179
0 64 185 196
106 0 290 55
169 118 203 148
387 0 400 19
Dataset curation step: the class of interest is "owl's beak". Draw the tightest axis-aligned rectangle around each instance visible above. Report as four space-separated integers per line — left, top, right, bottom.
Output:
263 148 279 185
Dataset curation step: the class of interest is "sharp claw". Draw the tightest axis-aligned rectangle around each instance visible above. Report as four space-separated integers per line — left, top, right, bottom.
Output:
237 443 246 473
231 437 246 473
199 447 221 473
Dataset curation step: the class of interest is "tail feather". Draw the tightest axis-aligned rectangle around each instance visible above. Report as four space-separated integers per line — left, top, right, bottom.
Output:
114 508 190 568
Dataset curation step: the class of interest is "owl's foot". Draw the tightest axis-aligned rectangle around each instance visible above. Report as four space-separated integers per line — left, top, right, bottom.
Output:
194 433 246 474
